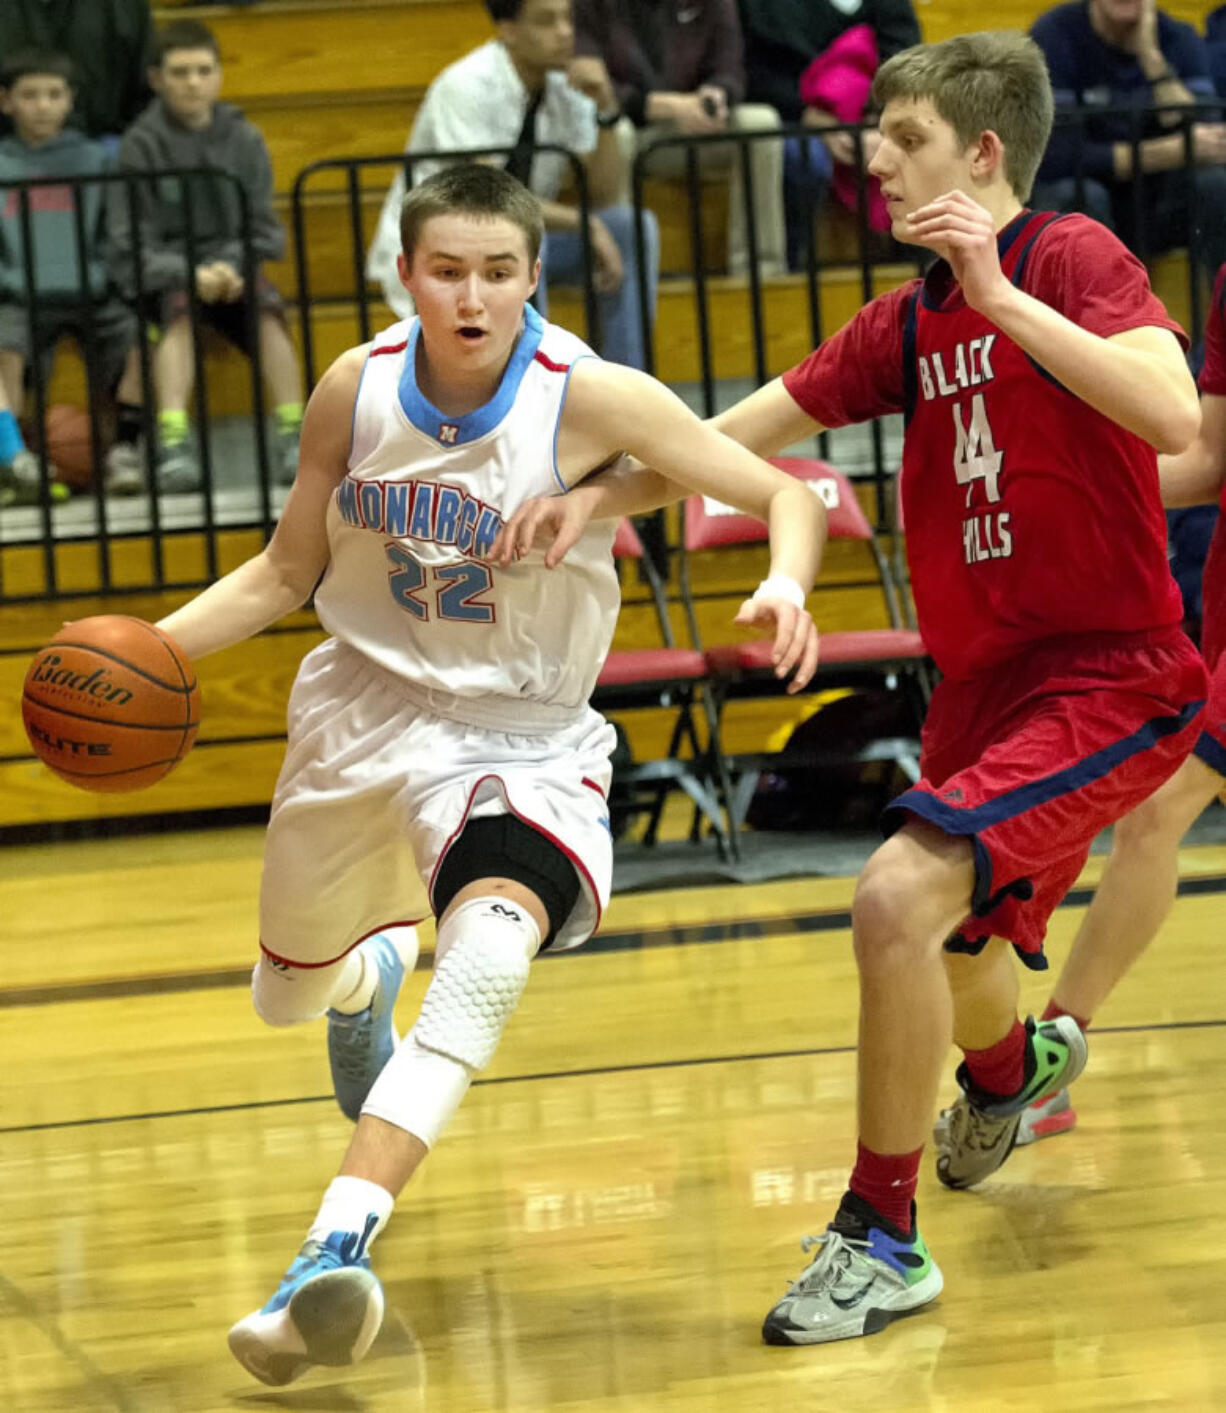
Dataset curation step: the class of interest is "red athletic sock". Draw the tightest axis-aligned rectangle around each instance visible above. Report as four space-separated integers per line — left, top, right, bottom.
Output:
962 1017 1027 1099
1042 999 1091 1032
848 1141 922 1234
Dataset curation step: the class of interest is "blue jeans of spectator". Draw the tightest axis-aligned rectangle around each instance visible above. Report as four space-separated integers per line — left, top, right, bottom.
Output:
1033 167 1226 276
783 136 833 271
536 205 660 370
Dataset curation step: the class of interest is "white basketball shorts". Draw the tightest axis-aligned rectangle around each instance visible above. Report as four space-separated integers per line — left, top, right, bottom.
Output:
259 638 616 967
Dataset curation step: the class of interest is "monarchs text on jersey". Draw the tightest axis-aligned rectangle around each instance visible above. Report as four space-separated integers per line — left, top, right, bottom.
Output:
313 306 619 720
782 211 1186 681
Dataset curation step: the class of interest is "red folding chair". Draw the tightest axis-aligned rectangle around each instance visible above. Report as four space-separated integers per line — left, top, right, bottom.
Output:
679 459 933 833
594 517 738 855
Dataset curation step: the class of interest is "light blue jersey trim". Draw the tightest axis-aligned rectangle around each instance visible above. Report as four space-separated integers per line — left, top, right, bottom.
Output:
397 304 545 445
552 351 597 492
349 347 374 465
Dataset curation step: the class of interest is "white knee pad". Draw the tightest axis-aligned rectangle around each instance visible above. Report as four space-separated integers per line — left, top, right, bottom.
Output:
415 896 541 1070
362 897 541 1148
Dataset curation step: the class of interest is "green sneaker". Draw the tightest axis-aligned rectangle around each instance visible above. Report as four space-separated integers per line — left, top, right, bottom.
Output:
762 1192 944 1345
934 1015 1087 1190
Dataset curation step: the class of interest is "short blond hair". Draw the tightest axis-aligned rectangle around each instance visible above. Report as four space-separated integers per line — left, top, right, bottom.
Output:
872 32 1054 201
400 164 544 265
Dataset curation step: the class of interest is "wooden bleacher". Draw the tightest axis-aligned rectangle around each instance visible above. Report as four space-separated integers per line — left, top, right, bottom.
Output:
2 0 1210 829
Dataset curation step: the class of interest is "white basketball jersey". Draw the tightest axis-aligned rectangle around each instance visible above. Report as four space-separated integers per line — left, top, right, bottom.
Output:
313 305 620 725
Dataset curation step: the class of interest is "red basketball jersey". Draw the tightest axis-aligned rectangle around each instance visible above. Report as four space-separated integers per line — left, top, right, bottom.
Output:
783 211 1186 680
1196 264 1226 668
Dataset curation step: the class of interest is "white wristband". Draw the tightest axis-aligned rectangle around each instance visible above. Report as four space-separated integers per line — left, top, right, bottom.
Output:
753 574 806 609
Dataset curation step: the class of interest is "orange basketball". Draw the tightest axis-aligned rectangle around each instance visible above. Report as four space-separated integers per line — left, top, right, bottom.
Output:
40 404 97 490
21 615 201 793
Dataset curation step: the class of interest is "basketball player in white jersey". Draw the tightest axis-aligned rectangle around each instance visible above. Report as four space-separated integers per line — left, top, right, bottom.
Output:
153 164 823 1385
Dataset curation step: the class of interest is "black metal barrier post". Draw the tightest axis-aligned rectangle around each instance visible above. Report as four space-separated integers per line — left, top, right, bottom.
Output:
14 185 57 592
69 178 111 594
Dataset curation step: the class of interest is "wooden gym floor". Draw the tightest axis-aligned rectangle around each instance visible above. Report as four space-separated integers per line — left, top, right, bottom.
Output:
3 826 1225 1412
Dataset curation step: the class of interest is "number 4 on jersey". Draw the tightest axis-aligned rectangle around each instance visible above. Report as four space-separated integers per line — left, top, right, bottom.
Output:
952 392 1003 506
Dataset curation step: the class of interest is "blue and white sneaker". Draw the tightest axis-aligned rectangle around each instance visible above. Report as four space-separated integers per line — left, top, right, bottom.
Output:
228 1218 384 1386
762 1193 943 1345
328 933 406 1121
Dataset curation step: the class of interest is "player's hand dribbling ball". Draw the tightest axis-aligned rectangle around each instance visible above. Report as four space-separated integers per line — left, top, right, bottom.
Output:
22 615 201 792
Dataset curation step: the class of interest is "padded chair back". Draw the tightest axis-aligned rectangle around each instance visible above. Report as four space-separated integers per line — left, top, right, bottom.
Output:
684 459 870 552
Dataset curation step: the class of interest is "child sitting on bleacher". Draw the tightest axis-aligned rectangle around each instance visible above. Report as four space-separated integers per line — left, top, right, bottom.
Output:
0 49 144 506
108 19 303 493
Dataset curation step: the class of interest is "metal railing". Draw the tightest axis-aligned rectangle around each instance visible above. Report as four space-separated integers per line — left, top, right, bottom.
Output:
631 120 919 533
0 166 274 601
4 101 1218 600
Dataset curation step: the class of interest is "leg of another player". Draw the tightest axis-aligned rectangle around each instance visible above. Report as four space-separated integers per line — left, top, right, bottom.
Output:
762 820 974 1346
934 931 1088 1187
228 879 549 1386
1048 754 1223 1026
1012 754 1226 1146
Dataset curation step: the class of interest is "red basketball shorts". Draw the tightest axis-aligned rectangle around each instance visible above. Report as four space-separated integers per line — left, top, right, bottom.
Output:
1194 529 1226 776
883 628 1207 965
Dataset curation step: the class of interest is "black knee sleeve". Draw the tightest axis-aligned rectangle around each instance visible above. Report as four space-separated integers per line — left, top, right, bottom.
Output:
432 814 581 948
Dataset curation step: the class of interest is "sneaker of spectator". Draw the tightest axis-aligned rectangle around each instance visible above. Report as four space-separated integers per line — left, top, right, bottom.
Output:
156 439 201 493
103 439 146 495
0 446 70 506
274 425 299 485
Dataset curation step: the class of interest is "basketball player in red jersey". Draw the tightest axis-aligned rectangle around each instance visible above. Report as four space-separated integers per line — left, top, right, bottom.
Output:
1001 262 1226 1149
493 30 1208 1343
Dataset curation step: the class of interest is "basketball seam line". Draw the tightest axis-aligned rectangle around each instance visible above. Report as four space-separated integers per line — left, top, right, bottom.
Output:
47 758 185 779
34 641 198 694
21 691 199 732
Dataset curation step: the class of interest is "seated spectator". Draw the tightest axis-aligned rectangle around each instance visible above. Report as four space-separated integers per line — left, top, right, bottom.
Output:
367 0 659 371
108 20 303 493
0 50 143 506
1208 5 1226 99
738 0 920 268
0 0 153 143
574 0 785 276
1030 0 1226 276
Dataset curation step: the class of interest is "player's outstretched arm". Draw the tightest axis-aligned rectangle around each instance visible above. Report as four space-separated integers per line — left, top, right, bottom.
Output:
1160 393 1226 507
157 348 366 660
561 362 826 688
491 376 824 567
709 377 826 457
906 190 1199 453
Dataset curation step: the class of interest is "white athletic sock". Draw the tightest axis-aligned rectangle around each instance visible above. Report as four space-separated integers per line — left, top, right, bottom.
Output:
327 949 372 1016
306 1175 394 1248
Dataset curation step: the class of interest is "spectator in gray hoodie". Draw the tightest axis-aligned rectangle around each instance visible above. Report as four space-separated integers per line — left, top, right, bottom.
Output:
0 49 143 505
109 19 303 492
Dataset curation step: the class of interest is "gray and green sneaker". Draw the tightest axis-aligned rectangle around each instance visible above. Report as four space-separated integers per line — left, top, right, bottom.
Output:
934 1015 1087 1190
762 1192 944 1345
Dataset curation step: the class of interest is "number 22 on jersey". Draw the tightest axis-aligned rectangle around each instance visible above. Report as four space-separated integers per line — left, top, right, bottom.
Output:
386 545 495 623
